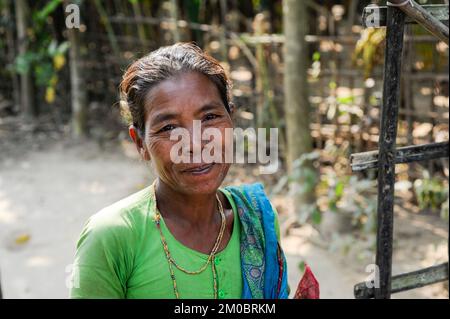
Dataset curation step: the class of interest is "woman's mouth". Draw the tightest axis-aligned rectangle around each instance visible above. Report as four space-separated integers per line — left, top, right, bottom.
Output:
182 163 215 175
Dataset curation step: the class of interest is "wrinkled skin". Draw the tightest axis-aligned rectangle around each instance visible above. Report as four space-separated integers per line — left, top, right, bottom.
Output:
129 71 235 254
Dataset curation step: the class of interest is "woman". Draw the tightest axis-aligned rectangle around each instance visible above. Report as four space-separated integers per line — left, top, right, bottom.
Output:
70 42 289 299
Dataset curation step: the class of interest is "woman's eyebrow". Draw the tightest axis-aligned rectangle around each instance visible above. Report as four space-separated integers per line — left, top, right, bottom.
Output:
195 103 223 115
152 112 178 125
151 103 223 125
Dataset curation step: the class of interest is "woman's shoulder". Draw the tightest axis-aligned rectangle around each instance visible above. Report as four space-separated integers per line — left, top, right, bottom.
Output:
77 185 154 244
223 182 265 192
222 182 272 209
222 182 281 240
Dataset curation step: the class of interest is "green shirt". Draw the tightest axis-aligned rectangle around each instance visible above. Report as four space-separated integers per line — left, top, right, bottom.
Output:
70 184 280 299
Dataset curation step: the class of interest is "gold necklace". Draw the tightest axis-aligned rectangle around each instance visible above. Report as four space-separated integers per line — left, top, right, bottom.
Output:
154 193 226 299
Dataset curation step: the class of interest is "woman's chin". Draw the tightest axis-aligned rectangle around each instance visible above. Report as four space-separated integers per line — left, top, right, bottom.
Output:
177 163 226 194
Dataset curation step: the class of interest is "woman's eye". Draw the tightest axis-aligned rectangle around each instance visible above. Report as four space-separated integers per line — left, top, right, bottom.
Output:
203 113 219 121
159 124 176 132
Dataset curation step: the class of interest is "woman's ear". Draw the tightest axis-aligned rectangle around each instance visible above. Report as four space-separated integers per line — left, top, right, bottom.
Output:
129 125 151 161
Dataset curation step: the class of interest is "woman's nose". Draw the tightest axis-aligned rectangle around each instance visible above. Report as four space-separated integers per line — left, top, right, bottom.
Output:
181 121 203 162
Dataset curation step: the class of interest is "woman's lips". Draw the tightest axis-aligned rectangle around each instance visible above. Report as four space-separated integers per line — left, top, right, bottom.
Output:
182 163 215 175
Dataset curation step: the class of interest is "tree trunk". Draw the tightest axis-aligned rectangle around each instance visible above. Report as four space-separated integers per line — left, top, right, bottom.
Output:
5 0 20 113
65 5 88 139
15 0 36 118
131 1 148 49
282 0 316 223
169 0 180 42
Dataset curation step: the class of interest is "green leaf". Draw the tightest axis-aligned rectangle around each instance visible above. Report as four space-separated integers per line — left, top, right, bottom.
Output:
34 0 63 23
311 208 322 225
312 51 321 62
14 52 36 74
56 41 70 54
329 81 337 89
328 200 338 212
335 181 345 198
47 40 58 56
298 261 305 273
336 95 355 105
35 62 54 86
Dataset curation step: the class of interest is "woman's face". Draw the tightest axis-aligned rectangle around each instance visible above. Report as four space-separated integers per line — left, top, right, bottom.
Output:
139 71 233 195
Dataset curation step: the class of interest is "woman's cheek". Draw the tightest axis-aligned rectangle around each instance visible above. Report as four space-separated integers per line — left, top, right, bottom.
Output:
148 138 177 179
218 124 233 162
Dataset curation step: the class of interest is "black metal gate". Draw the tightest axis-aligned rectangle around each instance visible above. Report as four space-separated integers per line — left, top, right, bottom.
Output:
352 1 449 299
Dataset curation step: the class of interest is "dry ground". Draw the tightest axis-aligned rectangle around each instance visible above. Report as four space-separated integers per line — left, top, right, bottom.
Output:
0 137 447 298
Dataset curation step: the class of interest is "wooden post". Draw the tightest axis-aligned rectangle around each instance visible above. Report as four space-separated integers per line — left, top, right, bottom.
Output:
254 12 266 129
94 0 120 58
15 0 36 118
65 1 88 138
283 0 316 223
3 0 20 113
131 1 148 49
169 0 180 42
219 0 228 62
375 6 406 299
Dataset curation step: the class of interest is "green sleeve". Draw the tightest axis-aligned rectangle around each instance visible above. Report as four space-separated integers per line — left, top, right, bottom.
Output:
70 210 133 299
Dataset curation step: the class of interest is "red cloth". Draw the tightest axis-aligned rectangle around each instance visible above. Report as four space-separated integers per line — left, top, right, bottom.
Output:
294 264 320 299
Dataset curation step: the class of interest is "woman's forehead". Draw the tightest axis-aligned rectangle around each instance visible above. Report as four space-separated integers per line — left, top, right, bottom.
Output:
144 72 223 114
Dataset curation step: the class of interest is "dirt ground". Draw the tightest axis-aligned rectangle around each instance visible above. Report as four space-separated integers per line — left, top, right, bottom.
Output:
0 137 448 299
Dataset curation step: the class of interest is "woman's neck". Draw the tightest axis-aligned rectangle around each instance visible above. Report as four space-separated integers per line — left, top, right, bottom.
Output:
154 178 220 230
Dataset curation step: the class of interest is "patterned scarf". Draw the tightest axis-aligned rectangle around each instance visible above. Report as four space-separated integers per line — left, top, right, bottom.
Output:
225 183 289 299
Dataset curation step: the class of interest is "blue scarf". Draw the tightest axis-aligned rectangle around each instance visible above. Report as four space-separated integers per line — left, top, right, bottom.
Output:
225 183 289 299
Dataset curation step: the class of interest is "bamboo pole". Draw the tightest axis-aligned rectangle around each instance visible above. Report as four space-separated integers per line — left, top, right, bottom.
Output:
15 0 36 118
169 0 180 42
65 0 88 138
219 0 228 63
283 0 316 223
131 1 148 49
94 0 121 58
4 0 20 113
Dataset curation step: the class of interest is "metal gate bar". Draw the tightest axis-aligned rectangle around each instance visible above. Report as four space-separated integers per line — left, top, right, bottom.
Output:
374 5 406 299
351 141 449 172
353 3 449 299
362 4 449 29
355 262 449 299
389 0 448 44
